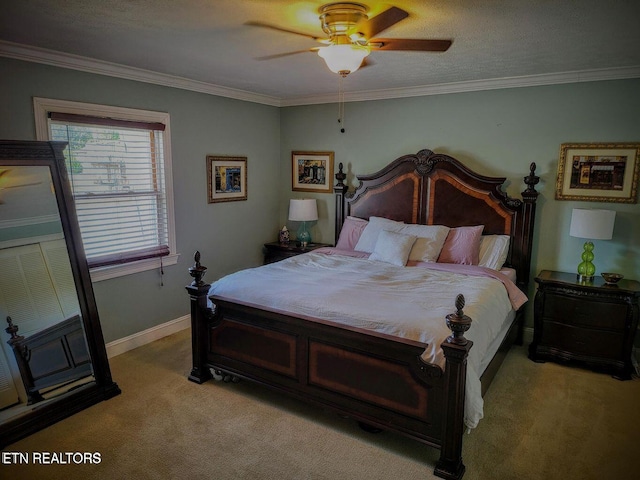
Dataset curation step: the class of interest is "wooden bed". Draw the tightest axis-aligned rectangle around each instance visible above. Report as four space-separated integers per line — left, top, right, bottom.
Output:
187 149 539 480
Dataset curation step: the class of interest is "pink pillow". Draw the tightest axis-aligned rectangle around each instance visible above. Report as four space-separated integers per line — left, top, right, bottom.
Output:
437 225 484 265
335 216 369 251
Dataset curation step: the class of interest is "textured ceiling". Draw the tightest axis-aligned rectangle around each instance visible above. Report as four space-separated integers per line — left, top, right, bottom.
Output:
1 0 639 104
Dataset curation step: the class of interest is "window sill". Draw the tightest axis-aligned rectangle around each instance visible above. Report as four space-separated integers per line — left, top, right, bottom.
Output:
89 253 179 282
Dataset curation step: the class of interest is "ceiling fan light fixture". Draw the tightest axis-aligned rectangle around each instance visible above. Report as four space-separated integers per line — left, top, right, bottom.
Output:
317 43 370 75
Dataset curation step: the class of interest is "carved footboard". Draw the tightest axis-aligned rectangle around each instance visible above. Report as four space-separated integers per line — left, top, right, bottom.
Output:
186 253 473 480
5 315 93 405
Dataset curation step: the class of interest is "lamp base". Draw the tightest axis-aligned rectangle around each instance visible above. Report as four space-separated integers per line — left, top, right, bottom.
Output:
576 274 595 283
297 222 312 248
576 241 596 284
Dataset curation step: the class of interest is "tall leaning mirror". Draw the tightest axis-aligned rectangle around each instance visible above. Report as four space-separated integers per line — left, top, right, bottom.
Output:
0 140 120 447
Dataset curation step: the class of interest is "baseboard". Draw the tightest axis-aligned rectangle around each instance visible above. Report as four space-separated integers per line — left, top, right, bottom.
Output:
105 315 190 358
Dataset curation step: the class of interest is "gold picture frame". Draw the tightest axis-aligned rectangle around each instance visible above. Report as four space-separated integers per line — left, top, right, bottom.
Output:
207 155 247 203
555 143 640 203
292 151 334 193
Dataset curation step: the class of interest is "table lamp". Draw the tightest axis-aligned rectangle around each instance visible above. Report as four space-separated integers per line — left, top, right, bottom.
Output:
289 199 318 247
569 208 615 282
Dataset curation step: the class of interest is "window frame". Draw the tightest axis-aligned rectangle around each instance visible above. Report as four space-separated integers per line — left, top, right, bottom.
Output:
34 97 178 282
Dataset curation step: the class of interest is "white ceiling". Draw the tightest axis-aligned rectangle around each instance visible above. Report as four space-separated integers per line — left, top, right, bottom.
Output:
1 0 639 106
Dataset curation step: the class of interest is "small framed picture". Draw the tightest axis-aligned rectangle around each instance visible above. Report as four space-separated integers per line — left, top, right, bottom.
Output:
555 143 640 203
207 155 247 203
292 151 334 193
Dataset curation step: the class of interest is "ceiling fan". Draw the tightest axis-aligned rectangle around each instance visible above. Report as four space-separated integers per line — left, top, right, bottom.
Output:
248 2 452 76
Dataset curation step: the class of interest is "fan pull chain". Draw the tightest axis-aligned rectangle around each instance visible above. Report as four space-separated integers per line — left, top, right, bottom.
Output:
338 73 346 133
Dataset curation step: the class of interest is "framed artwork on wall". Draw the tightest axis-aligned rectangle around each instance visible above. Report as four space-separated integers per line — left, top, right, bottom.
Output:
292 151 334 193
207 155 247 203
555 143 640 203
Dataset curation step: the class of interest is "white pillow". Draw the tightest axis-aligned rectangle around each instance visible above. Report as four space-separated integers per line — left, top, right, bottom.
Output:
369 230 417 266
399 224 450 262
478 235 511 270
354 216 405 253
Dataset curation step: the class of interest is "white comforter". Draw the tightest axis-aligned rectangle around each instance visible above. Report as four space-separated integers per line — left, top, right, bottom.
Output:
208 251 523 429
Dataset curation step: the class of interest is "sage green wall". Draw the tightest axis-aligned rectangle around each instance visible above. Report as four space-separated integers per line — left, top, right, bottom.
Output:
280 79 640 317
0 57 281 343
2 55 638 341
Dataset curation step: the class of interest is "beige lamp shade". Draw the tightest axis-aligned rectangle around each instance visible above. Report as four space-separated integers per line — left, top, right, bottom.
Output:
569 209 615 240
288 199 318 222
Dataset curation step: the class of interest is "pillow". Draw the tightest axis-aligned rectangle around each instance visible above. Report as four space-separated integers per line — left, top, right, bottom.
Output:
335 216 369 251
478 235 511 270
354 216 405 253
399 224 451 263
369 230 417 266
437 225 484 265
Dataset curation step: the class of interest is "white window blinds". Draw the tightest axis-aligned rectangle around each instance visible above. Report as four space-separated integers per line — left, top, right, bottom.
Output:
49 112 169 268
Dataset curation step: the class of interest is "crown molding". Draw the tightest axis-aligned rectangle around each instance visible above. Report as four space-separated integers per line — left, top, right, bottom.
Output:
2 40 639 108
0 40 281 107
281 66 640 106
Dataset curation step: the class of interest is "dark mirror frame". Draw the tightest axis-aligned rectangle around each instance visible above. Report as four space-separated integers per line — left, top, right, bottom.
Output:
0 140 120 448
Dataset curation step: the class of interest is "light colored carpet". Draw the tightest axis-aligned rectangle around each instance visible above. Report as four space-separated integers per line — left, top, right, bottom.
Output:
2 329 639 480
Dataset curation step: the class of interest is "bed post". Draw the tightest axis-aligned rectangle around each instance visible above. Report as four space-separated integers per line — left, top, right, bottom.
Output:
435 294 473 480
334 162 348 245
186 251 213 384
513 162 539 292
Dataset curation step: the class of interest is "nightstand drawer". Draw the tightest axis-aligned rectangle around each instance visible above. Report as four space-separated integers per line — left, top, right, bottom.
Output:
541 321 624 359
543 293 627 331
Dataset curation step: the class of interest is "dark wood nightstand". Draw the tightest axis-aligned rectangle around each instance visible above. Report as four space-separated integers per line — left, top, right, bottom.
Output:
263 241 332 264
529 270 640 380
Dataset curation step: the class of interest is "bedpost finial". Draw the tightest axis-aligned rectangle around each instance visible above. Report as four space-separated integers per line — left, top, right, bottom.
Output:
335 162 346 188
5 316 23 344
189 251 207 286
446 294 472 345
524 162 540 194
454 294 465 315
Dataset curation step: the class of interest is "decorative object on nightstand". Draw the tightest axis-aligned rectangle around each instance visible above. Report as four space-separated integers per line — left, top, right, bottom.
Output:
529 270 640 380
278 226 290 244
288 199 318 247
569 208 615 283
601 272 624 284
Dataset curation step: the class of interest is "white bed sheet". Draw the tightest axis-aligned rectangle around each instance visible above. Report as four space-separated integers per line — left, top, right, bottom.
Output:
208 251 523 429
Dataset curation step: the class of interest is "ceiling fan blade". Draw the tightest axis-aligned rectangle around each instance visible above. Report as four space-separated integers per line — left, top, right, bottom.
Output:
368 38 452 52
350 6 409 40
360 57 375 69
255 48 318 61
245 21 323 42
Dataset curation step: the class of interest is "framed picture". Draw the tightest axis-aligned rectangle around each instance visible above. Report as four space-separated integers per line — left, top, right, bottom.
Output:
292 151 334 193
555 143 640 203
207 155 247 203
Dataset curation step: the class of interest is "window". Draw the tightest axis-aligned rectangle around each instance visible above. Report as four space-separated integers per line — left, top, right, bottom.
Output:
34 98 177 281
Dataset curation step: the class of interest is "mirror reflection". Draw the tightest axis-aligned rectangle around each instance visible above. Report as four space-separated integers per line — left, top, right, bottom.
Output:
0 165 94 422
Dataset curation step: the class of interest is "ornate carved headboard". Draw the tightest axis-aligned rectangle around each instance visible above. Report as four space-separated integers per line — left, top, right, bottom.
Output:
334 149 539 291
